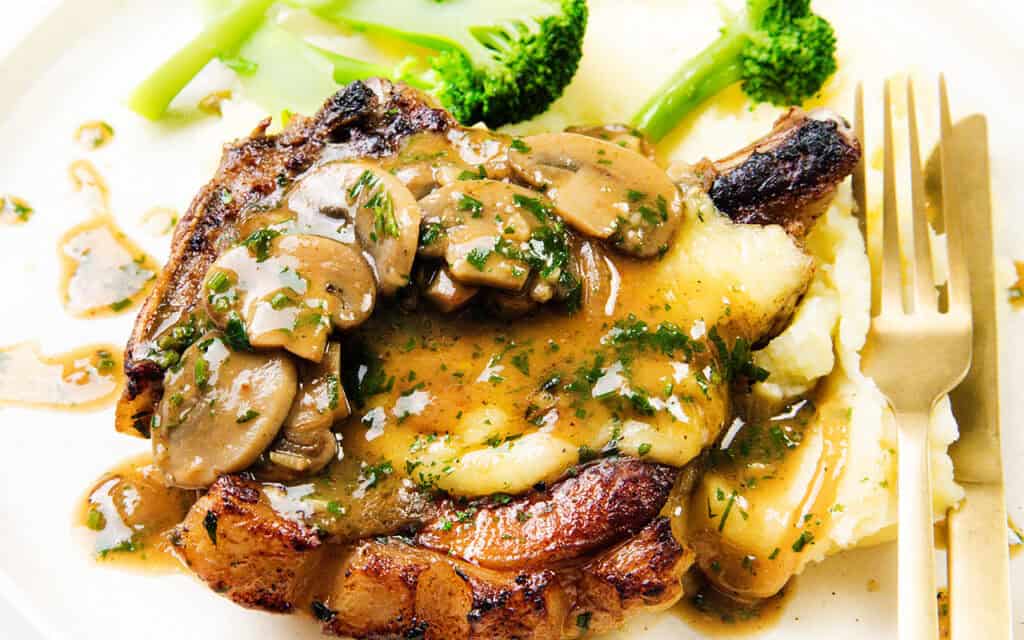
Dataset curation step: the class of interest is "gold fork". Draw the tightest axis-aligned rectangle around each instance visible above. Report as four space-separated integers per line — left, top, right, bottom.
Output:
854 77 973 640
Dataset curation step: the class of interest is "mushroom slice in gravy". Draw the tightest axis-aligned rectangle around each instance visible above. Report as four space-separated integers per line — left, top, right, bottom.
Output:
203 234 376 362
286 162 422 295
418 180 573 295
565 123 656 160
421 264 479 313
509 133 683 257
153 333 298 488
263 342 349 478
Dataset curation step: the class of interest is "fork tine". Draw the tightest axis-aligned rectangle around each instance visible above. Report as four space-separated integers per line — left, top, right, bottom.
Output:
880 79 905 315
906 78 937 313
939 75 971 312
852 83 878 314
853 83 867 233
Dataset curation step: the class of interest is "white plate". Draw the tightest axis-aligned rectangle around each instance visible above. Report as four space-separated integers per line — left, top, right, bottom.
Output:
0 1 1022 639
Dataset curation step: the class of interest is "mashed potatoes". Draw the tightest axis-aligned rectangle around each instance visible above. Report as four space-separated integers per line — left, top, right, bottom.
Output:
752 186 962 567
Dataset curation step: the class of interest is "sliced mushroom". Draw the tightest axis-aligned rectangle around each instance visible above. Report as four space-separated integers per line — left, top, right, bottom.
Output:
285 162 421 294
509 133 683 257
422 264 479 313
261 342 349 480
383 130 511 199
481 289 539 319
417 180 569 292
153 332 298 488
565 123 656 160
203 234 376 362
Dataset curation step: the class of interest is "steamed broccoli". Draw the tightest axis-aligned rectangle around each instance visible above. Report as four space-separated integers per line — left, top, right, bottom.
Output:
631 0 837 142
310 0 587 127
127 0 587 128
127 0 275 121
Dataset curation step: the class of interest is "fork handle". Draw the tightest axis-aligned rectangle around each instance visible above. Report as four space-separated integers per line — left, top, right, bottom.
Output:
896 409 940 640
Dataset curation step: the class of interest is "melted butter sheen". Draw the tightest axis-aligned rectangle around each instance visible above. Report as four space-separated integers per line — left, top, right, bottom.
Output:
58 214 158 317
0 342 122 410
78 453 195 570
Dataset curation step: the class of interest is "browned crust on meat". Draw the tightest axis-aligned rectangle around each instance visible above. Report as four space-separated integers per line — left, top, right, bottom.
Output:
416 458 677 570
707 108 862 238
566 518 691 637
173 475 325 612
315 517 690 640
115 79 455 437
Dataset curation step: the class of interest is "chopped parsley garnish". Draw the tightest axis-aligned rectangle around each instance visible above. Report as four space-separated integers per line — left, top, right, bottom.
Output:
419 221 444 246
457 165 487 180
326 374 341 410
194 356 210 389
13 201 33 220
223 311 252 351
457 194 484 217
510 138 531 152
510 352 530 376
86 508 106 531
270 292 295 309
241 228 280 262
638 442 652 457
348 170 378 200
709 326 770 385
791 530 814 552
362 461 394 489
236 409 259 423
109 298 132 312
466 247 492 271
343 340 395 409
718 491 738 532
511 194 551 223
365 188 399 241
206 270 230 293
95 350 115 374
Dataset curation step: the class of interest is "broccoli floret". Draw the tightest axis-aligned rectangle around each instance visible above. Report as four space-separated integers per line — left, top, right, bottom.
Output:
631 0 837 142
314 0 587 127
127 0 587 128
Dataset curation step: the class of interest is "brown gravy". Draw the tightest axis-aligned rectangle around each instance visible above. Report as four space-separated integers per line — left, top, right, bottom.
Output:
674 572 794 636
140 206 179 236
0 342 123 410
74 121 115 150
58 214 158 317
69 159 111 214
0 194 33 224
77 453 196 571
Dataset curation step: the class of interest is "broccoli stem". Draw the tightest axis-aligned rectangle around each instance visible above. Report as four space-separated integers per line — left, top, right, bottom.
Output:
631 28 749 143
127 0 274 120
309 45 432 91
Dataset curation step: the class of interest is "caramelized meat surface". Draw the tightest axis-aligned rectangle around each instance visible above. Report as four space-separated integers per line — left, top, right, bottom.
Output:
707 108 861 237
416 458 677 570
114 79 861 639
